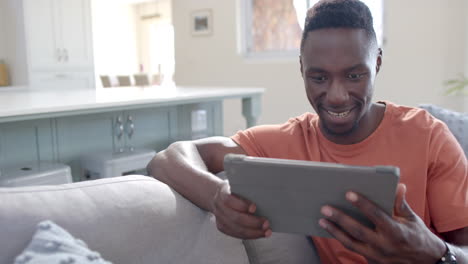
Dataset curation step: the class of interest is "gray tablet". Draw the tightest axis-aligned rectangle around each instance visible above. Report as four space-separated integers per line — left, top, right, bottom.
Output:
224 154 400 237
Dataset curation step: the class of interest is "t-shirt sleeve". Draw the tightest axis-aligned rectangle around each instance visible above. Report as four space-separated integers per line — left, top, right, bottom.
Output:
230 124 283 157
230 115 315 160
427 121 468 233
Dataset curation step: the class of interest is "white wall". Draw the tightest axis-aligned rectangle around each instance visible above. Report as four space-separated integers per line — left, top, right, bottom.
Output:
173 0 468 136
0 0 28 85
91 0 140 80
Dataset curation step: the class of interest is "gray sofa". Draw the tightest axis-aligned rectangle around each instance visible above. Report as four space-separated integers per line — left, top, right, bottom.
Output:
0 175 319 264
0 104 465 264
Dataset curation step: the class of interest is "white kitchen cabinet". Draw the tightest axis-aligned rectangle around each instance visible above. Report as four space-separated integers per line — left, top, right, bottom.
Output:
23 0 94 72
29 71 94 90
23 0 57 70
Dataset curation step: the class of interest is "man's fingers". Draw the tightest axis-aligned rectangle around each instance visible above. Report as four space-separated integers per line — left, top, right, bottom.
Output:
213 184 255 214
224 206 269 230
393 183 405 216
237 214 269 230
393 183 416 219
320 205 375 244
319 218 378 260
217 219 271 239
224 193 256 213
216 210 271 239
345 191 393 230
214 194 271 239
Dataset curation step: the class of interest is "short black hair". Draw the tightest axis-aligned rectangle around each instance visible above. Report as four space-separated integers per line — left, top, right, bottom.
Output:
300 0 377 52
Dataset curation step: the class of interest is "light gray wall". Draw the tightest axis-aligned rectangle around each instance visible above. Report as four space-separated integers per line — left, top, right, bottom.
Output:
0 1 6 60
375 0 467 112
173 0 468 136
466 4 468 78
1 0 28 85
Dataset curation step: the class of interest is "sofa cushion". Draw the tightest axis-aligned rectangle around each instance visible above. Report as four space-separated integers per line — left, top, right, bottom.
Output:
419 104 468 157
15 220 112 264
243 233 321 264
0 175 249 264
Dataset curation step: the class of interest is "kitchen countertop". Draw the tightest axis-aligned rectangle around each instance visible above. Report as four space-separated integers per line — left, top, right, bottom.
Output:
0 86 265 123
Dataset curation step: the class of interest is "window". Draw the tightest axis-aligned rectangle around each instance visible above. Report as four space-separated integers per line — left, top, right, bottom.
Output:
240 0 384 58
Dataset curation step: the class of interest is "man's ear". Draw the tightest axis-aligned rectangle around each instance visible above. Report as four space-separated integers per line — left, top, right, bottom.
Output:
299 55 304 77
376 48 383 74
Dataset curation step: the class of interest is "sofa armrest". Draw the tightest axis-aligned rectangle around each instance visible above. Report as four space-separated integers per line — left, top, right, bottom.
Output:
0 175 249 264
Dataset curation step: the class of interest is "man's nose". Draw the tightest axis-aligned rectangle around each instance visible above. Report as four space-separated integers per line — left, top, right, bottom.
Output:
326 80 349 106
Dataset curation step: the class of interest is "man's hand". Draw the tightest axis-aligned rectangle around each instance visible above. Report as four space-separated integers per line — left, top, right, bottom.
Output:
211 181 272 239
319 183 447 263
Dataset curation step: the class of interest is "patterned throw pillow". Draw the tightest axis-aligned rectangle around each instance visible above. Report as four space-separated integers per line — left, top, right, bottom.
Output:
419 104 468 157
14 220 112 264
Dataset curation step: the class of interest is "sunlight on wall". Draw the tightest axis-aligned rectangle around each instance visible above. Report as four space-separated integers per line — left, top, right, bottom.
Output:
92 0 174 86
135 0 174 85
91 1 140 79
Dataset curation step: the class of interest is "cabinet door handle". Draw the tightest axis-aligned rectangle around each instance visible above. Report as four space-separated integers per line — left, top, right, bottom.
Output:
63 49 69 62
56 48 62 62
117 124 124 138
115 116 124 139
55 74 68 79
126 115 135 138
128 123 135 138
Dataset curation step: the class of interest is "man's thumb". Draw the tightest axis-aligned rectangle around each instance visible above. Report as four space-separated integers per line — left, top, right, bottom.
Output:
393 183 415 219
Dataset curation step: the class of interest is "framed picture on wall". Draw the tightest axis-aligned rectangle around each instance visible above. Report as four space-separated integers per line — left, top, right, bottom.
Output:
191 9 213 36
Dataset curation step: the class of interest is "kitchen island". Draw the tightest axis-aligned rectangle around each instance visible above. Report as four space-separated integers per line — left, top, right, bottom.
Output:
0 86 264 179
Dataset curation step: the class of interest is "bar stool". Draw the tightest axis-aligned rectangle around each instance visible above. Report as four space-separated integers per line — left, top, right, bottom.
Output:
0 162 72 187
100 75 112 88
117 75 132 86
133 74 150 86
80 148 156 180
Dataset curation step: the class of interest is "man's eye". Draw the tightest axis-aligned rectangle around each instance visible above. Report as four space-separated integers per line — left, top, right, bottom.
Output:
347 73 366 80
310 76 327 82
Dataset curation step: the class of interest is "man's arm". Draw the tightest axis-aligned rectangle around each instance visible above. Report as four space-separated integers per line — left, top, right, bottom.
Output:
146 136 271 239
146 136 238 212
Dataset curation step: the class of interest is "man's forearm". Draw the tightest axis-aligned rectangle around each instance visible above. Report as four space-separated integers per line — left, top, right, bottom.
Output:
147 141 224 212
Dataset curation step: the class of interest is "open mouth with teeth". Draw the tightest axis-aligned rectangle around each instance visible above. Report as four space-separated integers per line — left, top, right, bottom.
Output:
326 109 351 118
319 105 361 135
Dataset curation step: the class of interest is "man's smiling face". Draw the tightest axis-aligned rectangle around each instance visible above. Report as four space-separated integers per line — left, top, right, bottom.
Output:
300 28 382 142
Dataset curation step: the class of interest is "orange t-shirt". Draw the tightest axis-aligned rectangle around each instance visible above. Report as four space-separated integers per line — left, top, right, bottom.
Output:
231 101 468 264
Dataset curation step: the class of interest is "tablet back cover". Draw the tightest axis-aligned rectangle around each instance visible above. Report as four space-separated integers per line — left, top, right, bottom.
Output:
224 154 400 237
